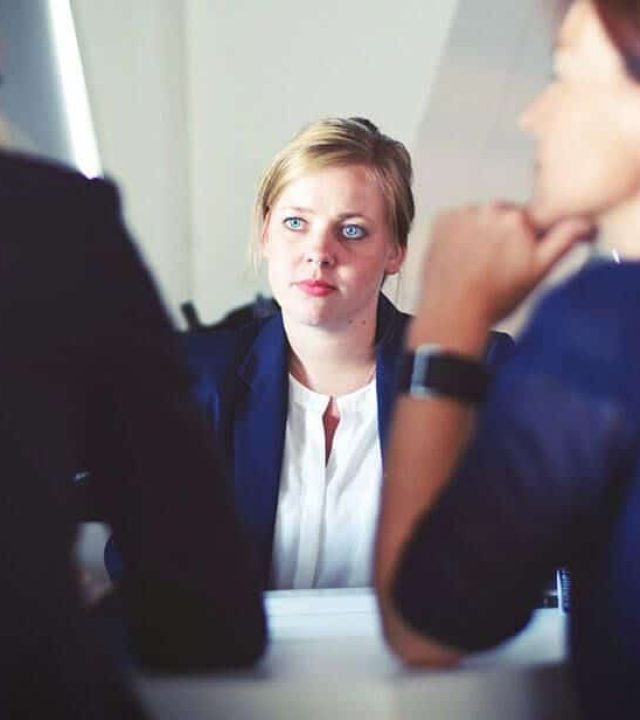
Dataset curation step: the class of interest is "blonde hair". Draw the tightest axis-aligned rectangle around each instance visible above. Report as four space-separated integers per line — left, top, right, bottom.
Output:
252 117 414 264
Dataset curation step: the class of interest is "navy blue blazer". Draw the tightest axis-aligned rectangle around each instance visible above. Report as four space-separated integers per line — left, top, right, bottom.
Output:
393 262 640 717
185 294 514 587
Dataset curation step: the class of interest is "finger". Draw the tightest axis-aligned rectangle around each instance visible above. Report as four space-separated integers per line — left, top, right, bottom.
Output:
534 217 594 275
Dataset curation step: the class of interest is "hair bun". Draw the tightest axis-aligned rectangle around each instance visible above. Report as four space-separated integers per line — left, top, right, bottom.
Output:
348 117 379 134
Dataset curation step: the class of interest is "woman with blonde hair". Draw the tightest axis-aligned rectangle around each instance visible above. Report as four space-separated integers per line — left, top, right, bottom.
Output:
187 117 512 589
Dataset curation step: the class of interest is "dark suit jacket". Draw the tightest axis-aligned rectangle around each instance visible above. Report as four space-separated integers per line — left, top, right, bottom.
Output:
0 151 265 718
186 294 514 587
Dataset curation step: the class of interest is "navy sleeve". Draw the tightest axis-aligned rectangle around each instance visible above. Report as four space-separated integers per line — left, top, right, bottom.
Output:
393 267 638 650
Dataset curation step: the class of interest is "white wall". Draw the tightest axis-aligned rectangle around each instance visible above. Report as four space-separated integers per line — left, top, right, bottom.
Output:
71 0 191 320
402 0 588 332
399 0 552 322
70 0 459 323
186 0 459 322
70 0 573 330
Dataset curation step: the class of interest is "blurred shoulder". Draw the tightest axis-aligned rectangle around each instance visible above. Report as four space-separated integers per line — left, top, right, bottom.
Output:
0 150 118 207
532 262 640 339
508 262 640 396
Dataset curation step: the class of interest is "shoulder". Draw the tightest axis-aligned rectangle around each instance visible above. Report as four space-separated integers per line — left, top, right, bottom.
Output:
0 150 116 202
184 322 253 372
509 262 640 397
0 151 121 244
182 323 255 415
527 262 640 350
377 294 513 368
0 150 83 187
376 294 411 348
538 261 640 322
183 313 275 387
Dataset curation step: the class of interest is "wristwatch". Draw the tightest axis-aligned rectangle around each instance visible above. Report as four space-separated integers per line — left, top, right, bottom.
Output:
397 343 490 404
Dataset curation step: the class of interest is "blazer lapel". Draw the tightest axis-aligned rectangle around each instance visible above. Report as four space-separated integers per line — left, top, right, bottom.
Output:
234 313 288 586
375 295 409 461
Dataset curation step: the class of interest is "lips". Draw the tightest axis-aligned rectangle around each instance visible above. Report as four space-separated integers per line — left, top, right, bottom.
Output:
295 279 336 297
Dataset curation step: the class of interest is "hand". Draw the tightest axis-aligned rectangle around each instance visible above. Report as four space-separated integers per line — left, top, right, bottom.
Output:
415 203 593 332
77 565 112 607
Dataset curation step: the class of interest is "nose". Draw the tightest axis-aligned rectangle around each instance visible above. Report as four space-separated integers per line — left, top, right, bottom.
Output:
519 85 549 134
305 225 336 267
519 97 537 133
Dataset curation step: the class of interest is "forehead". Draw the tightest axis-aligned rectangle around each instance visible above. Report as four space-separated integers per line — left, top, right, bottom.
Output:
273 164 386 215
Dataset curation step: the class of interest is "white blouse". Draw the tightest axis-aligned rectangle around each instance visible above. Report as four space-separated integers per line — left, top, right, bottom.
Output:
271 374 382 589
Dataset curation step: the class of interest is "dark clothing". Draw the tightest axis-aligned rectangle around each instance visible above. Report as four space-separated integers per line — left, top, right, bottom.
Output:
393 262 640 719
186 295 514 587
0 151 265 718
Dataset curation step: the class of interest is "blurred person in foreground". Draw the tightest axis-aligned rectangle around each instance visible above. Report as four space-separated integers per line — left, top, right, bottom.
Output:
0 147 265 719
376 1 640 717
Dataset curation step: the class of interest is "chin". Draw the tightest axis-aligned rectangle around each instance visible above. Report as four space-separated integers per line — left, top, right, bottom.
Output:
298 308 353 331
298 315 326 328
529 188 586 231
527 187 560 228
287 306 330 328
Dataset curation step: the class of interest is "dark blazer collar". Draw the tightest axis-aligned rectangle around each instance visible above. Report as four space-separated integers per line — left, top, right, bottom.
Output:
374 294 410 458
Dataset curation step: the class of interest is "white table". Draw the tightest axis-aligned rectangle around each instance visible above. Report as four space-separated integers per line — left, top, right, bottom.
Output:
137 588 581 719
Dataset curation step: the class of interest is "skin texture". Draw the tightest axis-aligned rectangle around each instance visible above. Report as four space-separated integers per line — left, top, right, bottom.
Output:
375 0 640 666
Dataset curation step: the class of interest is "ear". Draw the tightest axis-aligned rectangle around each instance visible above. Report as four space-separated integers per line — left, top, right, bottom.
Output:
384 242 406 276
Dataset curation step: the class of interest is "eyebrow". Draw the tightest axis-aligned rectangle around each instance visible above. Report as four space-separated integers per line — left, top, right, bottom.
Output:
279 206 374 222
280 206 314 215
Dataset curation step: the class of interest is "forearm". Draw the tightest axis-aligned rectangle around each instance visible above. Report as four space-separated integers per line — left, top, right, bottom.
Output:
375 308 491 664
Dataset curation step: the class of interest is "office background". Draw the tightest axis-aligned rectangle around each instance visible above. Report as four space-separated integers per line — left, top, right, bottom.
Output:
3 0 577 332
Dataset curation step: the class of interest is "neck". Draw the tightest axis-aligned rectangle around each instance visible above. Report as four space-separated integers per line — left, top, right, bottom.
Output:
597 193 640 259
284 310 378 397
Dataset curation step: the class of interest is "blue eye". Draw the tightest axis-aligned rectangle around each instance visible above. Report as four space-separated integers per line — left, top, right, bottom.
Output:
284 217 305 231
341 224 367 240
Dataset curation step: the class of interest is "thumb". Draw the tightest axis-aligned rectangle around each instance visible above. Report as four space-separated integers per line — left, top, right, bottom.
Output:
534 217 594 277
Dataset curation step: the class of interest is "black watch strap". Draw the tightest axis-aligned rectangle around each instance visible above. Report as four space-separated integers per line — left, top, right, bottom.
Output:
397 344 490 404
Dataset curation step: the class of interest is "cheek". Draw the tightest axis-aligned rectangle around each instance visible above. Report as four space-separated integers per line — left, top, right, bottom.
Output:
534 102 640 222
574 120 640 212
265 260 286 305
265 245 296 292
351 254 392 291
